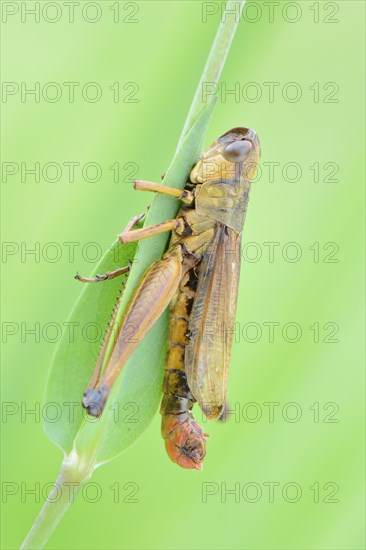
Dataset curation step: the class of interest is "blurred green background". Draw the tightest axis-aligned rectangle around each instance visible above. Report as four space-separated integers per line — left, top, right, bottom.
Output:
1 1 365 548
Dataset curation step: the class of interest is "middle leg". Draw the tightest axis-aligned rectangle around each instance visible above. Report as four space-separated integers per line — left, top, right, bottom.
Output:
134 180 194 204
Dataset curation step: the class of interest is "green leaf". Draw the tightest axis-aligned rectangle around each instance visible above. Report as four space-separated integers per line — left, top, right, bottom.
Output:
43 97 216 463
43 240 137 454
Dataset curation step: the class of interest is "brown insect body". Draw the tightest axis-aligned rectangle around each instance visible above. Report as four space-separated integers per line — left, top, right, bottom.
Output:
81 127 260 470
160 128 260 469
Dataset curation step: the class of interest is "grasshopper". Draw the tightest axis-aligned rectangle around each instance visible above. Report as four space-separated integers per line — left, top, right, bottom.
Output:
77 127 260 469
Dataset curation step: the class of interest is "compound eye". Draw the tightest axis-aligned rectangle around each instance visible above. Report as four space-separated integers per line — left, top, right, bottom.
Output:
222 140 252 163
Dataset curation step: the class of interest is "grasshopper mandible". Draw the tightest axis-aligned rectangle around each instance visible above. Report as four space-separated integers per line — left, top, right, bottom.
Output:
77 127 260 469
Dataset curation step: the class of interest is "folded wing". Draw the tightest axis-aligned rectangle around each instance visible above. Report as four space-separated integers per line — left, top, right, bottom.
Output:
185 224 241 420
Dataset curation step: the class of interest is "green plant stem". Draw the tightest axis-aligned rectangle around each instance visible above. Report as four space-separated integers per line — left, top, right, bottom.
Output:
177 0 246 149
20 451 92 549
20 1 245 547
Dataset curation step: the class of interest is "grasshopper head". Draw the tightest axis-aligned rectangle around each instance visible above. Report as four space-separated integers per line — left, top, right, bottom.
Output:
220 127 260 180
190 127 260 185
